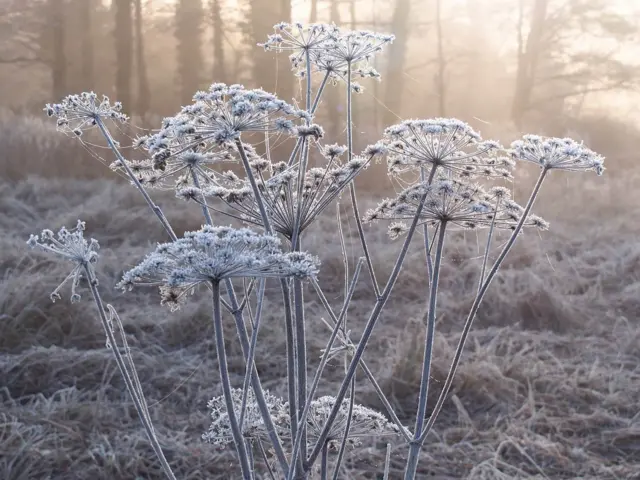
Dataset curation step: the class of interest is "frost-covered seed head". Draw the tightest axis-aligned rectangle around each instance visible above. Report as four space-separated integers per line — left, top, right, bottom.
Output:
118 226 320 302
27 220 100 303
509 135 605 175
44 92 128 135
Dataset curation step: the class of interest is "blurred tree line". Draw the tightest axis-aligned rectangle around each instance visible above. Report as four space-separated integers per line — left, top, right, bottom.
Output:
0 0 638 135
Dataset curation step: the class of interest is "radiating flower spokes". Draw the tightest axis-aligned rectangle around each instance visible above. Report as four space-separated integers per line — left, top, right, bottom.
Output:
117 226 320 307
45 92 128 137
364 176 548 235
27 220 100 303
178 147 371 240
374 118 512 180
509 135 605 175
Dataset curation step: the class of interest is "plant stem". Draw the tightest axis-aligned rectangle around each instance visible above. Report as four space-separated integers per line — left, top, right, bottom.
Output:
211 280 253 480
404 221 447 480
190 167 213 225
305 187 433 470
418 168 549 444
85 266 177 480
235 139 273 234
96 118 177 241
346 60 380 297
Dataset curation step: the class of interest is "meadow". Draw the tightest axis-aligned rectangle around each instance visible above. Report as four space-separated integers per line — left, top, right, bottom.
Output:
1 110 640 480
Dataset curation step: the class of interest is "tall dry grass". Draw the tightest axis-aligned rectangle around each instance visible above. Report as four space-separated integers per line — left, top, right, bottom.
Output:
1 116 639 479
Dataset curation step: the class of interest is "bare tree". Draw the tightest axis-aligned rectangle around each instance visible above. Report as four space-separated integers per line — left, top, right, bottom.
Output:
434 0 446 116
383 0 410 126
309 0 318 23
76 0 94 90
211 0 226 83
176 0 204 105
49 0 67 98
511 0 639 127
134 0 150 118
114 0 133 108
249 0 292 99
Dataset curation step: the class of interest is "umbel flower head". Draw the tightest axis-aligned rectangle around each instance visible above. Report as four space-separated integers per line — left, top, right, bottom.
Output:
111 133 237 190
364 177 548 235
509 135 605 175
259 22 339 74
376 118 511 180
299 396 402 449
44 92 127 137
181 147 370 240
203 388 289 447
26 220 100 303
150 83 309 152
118 226 320 298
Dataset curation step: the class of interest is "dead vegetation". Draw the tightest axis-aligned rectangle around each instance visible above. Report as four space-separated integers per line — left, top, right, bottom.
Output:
1 118 640 479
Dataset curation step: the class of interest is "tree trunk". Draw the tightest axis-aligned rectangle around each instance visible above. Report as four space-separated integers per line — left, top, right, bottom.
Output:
77 0 94 90
511 0 548 127
114 0 133 108
383 0 410 126
309 0 318 23
211 0 226 83
435 0 446 116
134 0 151 118
176 0 204 105
49 0 66 99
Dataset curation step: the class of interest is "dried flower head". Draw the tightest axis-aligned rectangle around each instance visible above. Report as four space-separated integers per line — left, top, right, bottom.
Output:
259 22 339 73
365 177 546 233
27 220 100 303
191 153 371 240
299 396 401 449
203 388 288 447
509 135 605 175
378 118 510 179
44 92 127 136
117 226 320 300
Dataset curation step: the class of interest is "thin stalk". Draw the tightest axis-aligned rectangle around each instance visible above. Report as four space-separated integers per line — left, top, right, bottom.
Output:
383 443 392 480
420 165 438 288
239 279 266 429
96 118 177 241
190 167 213 225
257 441 277 480
282 278 299 446
478 199 500 292
286 260 364 480
224 281 290 476
235 139 273 234
286 68 331 167
404 221 448 480
85 267 177 480
305 187 433 470
346 60 380 297
311 278 411 443
320 442 329 480
211 281 253 479
331 375 356 480
294 277 308 469
418 168 549 444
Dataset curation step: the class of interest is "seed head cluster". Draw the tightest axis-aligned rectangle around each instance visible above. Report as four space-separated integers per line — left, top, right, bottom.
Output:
44 92 127 137
26 220 100 303
364 177 548 235
117 226 319 300
509 135 605 175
